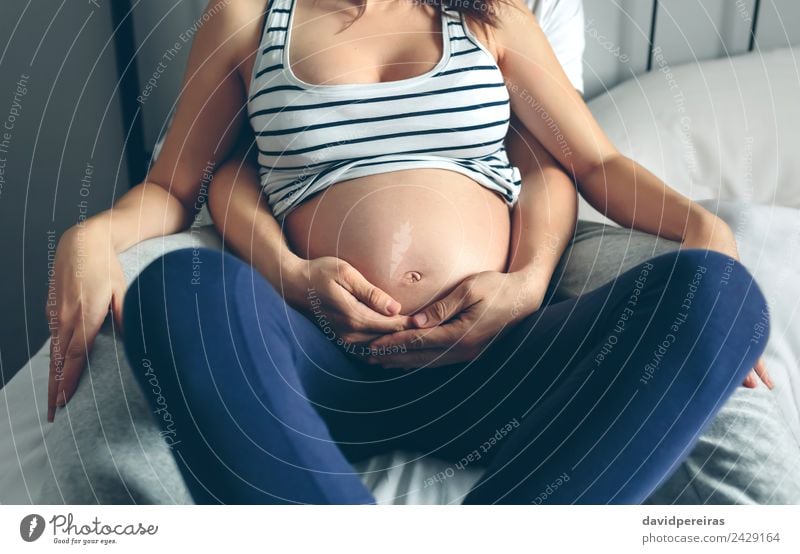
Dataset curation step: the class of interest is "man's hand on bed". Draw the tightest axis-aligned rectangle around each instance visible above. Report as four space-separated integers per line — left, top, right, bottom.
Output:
46 223 127 422
363 270 546 369
743 357 774 390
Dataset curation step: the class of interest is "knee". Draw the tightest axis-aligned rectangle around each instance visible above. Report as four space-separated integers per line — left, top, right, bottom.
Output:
125 246 239 307
123 245 288 375
654 248 770 356
123 247 233 354
144 246 228 288
672 248 767 314
124 248 240 399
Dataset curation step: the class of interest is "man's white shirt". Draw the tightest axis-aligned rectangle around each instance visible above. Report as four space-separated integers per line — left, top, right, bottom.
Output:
525 0 586 93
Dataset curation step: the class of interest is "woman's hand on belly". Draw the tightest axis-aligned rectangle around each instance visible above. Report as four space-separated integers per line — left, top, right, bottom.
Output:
364 269 548 369
285 255 415 344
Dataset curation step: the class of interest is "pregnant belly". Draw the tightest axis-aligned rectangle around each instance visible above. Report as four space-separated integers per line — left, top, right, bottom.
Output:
283 169 511 315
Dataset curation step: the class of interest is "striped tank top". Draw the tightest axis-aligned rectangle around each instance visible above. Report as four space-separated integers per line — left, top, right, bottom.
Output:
247 0 522 220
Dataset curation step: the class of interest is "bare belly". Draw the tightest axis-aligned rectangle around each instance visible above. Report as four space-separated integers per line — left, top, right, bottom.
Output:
284 169 511 315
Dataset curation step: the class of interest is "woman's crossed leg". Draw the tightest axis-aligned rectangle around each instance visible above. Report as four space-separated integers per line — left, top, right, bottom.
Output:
122 246 769 504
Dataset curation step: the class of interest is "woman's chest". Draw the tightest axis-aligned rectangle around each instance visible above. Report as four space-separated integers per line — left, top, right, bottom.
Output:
240 2 500 95
287 6 445 86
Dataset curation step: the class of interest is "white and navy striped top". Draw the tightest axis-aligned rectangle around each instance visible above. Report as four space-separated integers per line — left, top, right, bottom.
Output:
247 0 522 220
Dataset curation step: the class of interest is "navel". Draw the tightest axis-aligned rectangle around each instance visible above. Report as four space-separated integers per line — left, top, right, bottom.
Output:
402 270 423 284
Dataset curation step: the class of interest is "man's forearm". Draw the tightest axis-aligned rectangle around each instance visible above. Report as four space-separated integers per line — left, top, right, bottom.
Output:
208 165 306 305
228 195 304 300
82 181 194 253
576 153 722 245
507 162 578 298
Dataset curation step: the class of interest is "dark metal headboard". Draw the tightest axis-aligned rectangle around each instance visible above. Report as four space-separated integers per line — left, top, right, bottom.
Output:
748 0 763 52
646 0 763 71
110 0 147 188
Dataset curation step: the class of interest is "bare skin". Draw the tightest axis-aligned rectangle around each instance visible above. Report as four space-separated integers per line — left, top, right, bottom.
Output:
46 0 770 421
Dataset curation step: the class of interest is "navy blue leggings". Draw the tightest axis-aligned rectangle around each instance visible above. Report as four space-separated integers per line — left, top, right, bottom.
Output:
122 246 769 504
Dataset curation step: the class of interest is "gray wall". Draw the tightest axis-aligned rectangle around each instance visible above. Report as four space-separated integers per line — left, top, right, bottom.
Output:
0 2 129 382
130 0 206 153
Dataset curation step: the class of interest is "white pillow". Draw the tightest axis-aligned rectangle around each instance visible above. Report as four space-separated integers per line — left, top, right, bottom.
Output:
581 46 800 224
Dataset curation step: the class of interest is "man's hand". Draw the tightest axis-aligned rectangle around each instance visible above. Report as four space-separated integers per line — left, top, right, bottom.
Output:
363 270 547 369
47 223 127 422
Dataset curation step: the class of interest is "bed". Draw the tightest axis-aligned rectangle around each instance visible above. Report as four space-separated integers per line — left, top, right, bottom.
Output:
2 45 799 505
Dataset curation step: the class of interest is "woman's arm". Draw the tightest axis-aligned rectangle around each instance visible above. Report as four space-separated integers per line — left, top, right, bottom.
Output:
93 3 254 248
494 0 732 254
47 1 258 420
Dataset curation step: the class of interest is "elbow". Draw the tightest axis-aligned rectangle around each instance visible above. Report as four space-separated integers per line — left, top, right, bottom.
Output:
570 150 625 185
143 176 198 230
687 204 732 239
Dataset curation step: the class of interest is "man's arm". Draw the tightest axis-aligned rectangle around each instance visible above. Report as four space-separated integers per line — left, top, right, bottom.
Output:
497 0 727 250
505 116 578 310
46 1 257 419
502 0 583 308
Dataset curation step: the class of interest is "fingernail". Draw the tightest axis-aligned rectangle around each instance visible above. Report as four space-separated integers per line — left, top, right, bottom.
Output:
385 300 400 315
413 313 428 326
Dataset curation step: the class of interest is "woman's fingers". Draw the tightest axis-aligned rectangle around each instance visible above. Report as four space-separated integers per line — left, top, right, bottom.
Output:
332 265 414 333
741 370 758 388
302 257 413 338
337 265 402 316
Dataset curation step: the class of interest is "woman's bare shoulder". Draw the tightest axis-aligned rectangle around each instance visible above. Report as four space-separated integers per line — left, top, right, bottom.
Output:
463 0 536 62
